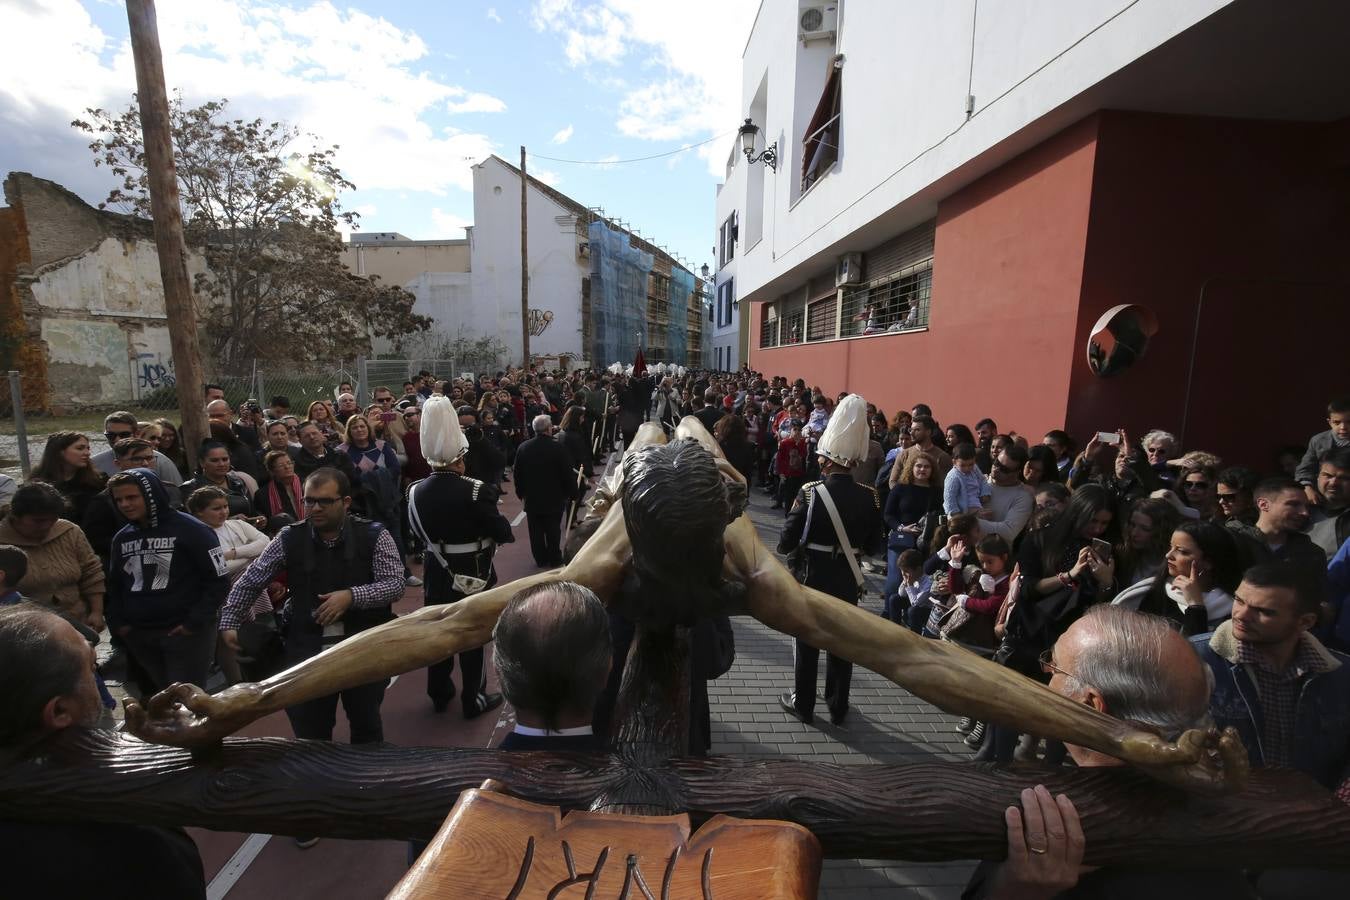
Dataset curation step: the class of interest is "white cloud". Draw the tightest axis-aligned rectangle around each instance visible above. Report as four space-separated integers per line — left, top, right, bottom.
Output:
529 164 562 187
531 0 628 66
0 0 502 210
429 207 471 237
550 124 574 145
445 89 507 115
595 154 620 171
530 1 756 176
486 7 503 24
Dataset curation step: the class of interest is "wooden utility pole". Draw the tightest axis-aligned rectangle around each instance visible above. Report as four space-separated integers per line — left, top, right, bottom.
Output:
520 145 530 370
126 0 207 468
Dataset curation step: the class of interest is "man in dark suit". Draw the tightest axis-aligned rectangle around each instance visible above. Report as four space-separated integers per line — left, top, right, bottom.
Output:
513 414 578 567
777 394 883 727
493 581 610 752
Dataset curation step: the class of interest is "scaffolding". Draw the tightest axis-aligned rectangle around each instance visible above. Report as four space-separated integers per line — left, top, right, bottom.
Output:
588 219 652 366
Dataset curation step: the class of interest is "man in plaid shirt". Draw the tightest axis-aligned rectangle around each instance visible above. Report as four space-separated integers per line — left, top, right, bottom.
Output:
220 468 404 746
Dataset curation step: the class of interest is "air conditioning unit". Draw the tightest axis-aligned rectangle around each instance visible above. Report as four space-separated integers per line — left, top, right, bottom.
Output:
577 241 590 258
835 251 863 287
799 4 838 43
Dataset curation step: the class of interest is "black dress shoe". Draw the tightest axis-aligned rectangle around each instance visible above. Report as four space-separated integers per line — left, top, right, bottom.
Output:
463 692 504 720
829 707 849 727
778 692 812 725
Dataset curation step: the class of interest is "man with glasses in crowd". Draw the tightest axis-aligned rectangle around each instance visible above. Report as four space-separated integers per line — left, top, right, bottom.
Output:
91 411 182 489
981 443 1034 545
218 468 402 847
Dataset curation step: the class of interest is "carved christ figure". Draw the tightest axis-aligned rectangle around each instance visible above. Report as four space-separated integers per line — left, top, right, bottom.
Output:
127 420 1246 793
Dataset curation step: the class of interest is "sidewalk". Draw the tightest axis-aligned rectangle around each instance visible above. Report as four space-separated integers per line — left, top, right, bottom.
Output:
712 483 977 899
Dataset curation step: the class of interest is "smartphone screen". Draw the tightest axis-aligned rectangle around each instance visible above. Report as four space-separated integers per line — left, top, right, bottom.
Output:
1095 431 1120 445
1091 537 1113 560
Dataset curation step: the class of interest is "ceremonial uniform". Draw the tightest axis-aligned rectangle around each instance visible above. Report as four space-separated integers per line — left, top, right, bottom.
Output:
777 396 884 726
407 469 514 715
778 473 882 722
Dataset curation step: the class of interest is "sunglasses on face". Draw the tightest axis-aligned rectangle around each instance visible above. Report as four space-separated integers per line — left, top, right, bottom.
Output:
992 461 1017 475
1186 481 1210 491
302 496 342 508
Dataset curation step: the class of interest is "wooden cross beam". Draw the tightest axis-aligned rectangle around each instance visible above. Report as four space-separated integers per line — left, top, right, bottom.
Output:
2 729 1347 869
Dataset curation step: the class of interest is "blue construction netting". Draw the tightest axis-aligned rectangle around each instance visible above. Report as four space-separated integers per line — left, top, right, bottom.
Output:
589 220 652 366
667 267 694 365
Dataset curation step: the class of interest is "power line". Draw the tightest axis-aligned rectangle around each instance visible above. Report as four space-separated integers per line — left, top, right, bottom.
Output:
528 131 734 165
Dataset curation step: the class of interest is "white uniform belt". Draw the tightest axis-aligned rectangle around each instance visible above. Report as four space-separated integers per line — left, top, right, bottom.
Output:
434 538 495 554
804 542 857 554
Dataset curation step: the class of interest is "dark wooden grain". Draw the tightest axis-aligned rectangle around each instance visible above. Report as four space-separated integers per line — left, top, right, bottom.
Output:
3 729 1347 868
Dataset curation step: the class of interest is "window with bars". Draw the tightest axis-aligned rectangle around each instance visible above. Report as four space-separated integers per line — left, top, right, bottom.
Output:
806 294 837 342
839 262 932 337
760 314 780 348
781 309 805 345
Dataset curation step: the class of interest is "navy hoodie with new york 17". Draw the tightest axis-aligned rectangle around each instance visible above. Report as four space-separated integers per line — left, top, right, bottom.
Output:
106 468 230 632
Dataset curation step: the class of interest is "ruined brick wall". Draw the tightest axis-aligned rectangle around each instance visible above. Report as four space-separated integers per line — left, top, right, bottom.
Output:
0 201 47 414
2 172 208 412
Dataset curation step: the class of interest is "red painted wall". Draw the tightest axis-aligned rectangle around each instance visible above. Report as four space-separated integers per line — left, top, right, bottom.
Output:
1068 112 1350 468
749 116 1102 432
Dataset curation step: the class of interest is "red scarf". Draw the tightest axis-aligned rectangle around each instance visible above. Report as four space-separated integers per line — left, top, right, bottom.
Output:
268 474 305 521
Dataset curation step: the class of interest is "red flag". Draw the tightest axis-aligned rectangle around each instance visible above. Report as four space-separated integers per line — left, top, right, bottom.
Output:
633 346 647 377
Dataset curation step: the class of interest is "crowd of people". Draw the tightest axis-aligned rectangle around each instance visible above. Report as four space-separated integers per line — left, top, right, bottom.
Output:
1 364 1347 899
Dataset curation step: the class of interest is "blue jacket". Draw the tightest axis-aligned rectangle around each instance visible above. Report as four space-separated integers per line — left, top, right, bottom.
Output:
106 468 230 632
1192 621 1350 790
1325 536 1350 652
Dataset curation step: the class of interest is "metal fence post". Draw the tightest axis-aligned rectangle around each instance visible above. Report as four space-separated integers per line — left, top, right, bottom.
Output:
255 362 266 410
8 371 31 479
356 356 368 405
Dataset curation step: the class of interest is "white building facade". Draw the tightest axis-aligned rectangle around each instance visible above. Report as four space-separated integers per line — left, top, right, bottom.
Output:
722 0 1350 467
711 144 744 372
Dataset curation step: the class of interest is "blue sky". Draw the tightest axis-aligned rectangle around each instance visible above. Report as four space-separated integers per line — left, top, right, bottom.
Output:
2 0 761 272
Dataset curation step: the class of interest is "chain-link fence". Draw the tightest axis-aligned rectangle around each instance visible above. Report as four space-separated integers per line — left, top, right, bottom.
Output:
133 360 360 414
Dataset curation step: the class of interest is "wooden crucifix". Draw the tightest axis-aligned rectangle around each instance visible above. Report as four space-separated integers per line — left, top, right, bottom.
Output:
5 420 1348 892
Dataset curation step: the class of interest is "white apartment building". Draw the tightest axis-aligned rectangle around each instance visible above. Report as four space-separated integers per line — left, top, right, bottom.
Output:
724 0 1350 467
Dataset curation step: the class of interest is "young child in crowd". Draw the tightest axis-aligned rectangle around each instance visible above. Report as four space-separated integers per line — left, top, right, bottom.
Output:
949 534 1013 621
0 544 29 606
943 442 992 515
892 548 931 628
774 421 808 512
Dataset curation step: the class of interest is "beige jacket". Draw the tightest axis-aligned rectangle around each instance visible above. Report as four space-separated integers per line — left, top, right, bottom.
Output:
0 516 105 616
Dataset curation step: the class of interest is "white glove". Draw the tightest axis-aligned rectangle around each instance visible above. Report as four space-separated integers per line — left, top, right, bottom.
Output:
956 594 970 609
979 573 996 594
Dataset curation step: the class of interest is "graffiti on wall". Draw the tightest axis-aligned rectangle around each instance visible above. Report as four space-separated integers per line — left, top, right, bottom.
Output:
527 309 555 337
136 352 176 391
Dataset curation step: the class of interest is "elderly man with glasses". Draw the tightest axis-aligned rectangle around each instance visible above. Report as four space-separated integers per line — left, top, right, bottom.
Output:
964 604 1256 899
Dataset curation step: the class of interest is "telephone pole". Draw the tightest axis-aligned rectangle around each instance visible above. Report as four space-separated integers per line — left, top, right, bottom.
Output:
520 145 531 369
126 0 207 467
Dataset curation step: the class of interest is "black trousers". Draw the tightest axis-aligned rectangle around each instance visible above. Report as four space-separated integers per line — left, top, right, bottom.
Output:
285 677 387 744
425 587 487 712
791 569 858 719
526 508 563 566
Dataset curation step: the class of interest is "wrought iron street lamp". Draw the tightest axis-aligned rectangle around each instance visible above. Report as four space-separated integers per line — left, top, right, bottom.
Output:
738 117 777 171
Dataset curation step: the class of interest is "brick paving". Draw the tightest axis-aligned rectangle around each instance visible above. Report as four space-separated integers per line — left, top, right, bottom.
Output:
711 482 977 899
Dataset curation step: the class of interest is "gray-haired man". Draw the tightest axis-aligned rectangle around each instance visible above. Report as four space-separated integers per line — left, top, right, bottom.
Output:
512 413 577 568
